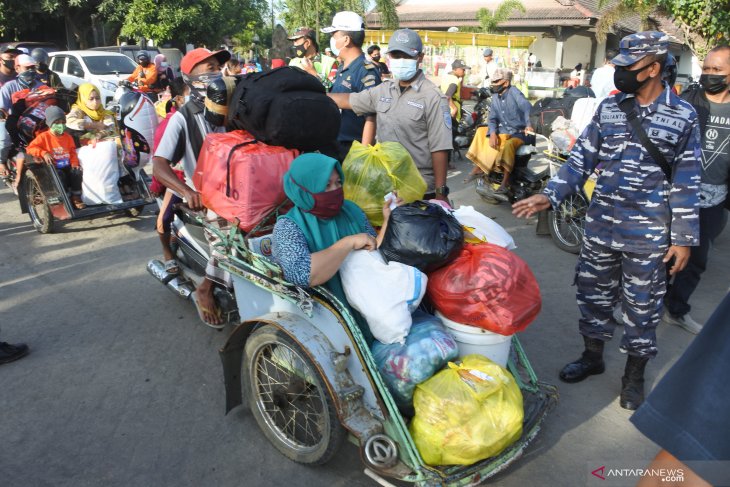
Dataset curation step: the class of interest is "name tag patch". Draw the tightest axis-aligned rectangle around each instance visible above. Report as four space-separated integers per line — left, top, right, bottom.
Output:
407 100 424 110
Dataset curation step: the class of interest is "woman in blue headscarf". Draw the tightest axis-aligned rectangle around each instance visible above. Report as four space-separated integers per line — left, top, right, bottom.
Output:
272 153 398 340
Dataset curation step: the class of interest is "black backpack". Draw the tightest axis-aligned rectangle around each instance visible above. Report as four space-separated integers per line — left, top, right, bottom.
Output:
529 96 580 137
229 67 341 153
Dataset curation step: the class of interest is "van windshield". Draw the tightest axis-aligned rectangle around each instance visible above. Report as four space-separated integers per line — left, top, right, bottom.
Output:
82 55 137 75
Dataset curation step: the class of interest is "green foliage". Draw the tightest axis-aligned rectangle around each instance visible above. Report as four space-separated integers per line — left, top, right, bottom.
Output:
120 0 269 47
477 0 526 33
596 0 729 58
279 0 398 41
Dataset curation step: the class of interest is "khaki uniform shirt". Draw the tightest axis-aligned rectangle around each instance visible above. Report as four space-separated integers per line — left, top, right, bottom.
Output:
350 70 453 191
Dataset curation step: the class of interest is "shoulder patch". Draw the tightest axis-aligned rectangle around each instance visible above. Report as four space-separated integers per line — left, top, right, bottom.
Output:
362 73 377 87
364 62 376 70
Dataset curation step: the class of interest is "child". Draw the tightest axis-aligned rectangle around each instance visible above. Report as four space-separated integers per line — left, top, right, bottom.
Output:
26 105 85 209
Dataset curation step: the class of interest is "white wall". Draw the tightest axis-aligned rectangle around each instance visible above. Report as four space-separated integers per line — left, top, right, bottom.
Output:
561 35 593 71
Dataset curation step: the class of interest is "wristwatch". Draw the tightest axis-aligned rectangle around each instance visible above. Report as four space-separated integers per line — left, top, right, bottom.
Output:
435 185 450 197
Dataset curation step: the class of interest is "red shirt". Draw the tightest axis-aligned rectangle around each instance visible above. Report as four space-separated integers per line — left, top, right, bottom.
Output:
26 130 80 168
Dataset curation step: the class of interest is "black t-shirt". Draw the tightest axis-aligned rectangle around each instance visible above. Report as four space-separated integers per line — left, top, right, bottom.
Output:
702 100 730 185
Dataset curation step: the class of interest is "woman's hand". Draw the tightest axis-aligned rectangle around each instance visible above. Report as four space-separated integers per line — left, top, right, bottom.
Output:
382 191 404 222
347 233 377 251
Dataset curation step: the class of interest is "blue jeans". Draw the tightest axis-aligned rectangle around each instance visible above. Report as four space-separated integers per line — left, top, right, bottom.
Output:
665 203 728 317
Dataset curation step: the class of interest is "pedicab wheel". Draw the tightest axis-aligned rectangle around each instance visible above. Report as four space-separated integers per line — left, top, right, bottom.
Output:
243 325 345 465
125 205 145 217
548 192 587 254
25 172 54 234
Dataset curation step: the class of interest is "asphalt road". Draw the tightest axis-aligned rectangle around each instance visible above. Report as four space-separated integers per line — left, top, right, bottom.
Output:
1 156 728 487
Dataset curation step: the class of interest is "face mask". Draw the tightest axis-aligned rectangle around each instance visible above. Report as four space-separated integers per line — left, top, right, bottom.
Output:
699 74 729 94
371 55 380 62
390 58 418 81
50 123 65 136
184 72 223 100
2 59 14 70
184 95 191 104
614 62 655 94
329 37 342 58
307 187 344 218
490 83 505 94
293 44 307 58
38 62 49 72
17 69 37 87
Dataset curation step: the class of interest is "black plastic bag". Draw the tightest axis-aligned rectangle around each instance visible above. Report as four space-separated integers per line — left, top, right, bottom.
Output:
380 201 464 273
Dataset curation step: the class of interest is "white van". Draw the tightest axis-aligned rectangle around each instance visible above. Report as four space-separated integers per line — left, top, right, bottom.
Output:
49 50 138 105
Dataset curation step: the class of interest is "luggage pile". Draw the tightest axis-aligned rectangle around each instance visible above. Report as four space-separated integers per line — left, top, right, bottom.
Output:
342 199 541 464
194 67 341 231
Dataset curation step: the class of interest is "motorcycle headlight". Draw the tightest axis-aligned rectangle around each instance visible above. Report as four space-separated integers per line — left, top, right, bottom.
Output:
100 80 118 92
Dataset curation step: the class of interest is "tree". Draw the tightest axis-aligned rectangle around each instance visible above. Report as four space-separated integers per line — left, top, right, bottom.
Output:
279 0 398 42
119 0 268 48
595 0 730 59
476 0 526 34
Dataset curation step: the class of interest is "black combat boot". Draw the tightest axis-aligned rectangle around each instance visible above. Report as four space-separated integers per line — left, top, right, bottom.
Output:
559 335 606 383
620 355 649 410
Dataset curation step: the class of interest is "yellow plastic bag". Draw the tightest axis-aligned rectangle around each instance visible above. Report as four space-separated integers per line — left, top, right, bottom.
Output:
409 354 524 466
343 141 427 227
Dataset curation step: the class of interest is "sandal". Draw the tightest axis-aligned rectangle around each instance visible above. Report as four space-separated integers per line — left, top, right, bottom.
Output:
191 291 225 330
163 259 179 275
71 195 87 209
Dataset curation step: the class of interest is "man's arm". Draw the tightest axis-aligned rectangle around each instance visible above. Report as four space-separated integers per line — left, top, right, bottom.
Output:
127 66 140 83
153 113 202 209
543 102 604 209
517 90 533 129
140 66 158 88
668 114 702 248
328 92 353 110
432 150 449 190
361 115 376 146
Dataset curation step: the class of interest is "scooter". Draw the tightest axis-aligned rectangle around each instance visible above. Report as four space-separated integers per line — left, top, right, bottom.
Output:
453 87 491 157
146 204 243 327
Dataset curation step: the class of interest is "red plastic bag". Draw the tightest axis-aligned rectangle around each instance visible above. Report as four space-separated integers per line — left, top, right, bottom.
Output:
427 243 541 335
193 130 298 231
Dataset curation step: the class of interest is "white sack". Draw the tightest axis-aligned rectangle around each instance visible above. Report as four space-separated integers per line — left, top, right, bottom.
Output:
79 140 123 205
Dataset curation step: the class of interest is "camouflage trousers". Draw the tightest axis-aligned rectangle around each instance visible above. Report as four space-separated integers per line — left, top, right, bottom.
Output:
575 239 667 358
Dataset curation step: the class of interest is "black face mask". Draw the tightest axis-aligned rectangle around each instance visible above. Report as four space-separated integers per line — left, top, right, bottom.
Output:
2 59 14 70
614 62 655 94
38 62 49 72
371 55 380 62
490 83 505 94
292 44 306 58
699 74 729 94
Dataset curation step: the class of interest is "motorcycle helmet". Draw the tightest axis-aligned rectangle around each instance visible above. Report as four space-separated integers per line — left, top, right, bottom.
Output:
118 91 159 166
662 53 678 88
30 48 50 67
204 76 239 127
136 51 150 64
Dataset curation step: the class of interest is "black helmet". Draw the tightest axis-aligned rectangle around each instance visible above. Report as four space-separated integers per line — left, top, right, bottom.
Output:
136 51 150 63
30 48 49 66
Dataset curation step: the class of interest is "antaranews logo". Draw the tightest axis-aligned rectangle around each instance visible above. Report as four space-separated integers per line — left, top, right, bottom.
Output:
590 464 684 483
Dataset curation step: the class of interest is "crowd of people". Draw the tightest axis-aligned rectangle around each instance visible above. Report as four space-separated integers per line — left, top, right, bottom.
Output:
1 18 728 485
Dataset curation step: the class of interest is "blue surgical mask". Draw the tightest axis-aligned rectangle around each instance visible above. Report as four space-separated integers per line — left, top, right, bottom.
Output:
389 58 418 81
329 36 341 58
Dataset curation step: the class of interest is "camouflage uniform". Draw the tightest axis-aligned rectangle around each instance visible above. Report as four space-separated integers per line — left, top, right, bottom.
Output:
545 32 702 358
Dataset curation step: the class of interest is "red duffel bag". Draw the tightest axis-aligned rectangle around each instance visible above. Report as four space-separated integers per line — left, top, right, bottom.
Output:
427 243 542 335
193 130 298 231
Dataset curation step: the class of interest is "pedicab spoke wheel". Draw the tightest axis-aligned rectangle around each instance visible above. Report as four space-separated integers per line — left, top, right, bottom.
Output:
548 192 587 254
25 172 54 234
244 325 344 465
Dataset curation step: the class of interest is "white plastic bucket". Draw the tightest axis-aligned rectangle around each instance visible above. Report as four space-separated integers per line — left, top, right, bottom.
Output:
435 311 512 367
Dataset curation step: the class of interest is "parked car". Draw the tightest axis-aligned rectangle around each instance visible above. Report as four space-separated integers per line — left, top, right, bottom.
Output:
0 41 60 54
49 50 138 105
90 45 161 64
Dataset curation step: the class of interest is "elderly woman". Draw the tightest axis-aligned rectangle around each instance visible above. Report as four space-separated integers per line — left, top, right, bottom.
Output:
272 153 397 340
66 83 115 138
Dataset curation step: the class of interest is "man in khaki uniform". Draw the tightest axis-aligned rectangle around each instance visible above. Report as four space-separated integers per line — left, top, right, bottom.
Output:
329 29 453 200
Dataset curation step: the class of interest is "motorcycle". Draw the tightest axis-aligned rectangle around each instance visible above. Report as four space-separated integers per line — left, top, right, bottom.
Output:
453 87 491 158
146 202 557 485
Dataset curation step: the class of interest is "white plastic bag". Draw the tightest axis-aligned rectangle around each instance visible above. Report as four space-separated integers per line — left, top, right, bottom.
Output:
340 250 427 344
79 139 123 205
452 206 516 250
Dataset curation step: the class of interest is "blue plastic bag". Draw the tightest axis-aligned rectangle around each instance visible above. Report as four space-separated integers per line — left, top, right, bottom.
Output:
372 311 459 410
